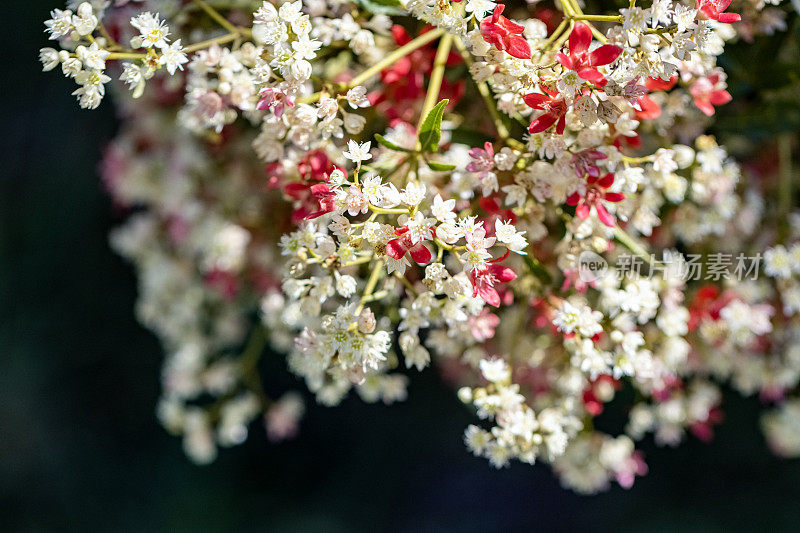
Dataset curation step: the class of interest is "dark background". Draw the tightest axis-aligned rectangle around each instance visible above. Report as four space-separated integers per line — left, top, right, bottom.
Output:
3 2 800 531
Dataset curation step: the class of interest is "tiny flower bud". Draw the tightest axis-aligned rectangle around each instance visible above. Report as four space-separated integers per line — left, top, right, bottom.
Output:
358 309 376 334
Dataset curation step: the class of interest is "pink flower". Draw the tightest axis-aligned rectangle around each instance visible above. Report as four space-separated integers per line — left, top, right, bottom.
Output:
466 141 495 175
469 263 517 307
697 0 741 23
386 226 433 265
524 86 569 134
480 5 532 60
690 72 732 116
556 23 621 85
469 309 501 341
571 149 607 178
566 173 625 227
256 87 295 118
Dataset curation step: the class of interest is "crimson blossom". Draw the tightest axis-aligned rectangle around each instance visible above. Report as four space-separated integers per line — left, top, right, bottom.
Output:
556 23 622 85
480 5 532 60
566 173 626 227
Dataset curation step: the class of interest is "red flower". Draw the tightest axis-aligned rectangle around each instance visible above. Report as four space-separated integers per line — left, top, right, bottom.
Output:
566 173 625 227
524 86 569 134
386 226 433 265
556 23 621 85
469 263 517 307
480 5 531 60
690 72 732 116
697 0 741 23
376 26 463 121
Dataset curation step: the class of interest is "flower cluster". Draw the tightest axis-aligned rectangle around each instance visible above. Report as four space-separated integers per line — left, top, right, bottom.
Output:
39 0 800 494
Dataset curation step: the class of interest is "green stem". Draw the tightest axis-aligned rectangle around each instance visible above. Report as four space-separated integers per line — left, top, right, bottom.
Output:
193 0 239 34
569 14 622 22
416 32 453 134
613 227 655 266
357 259 386 314
183 33 240 53
299 28 446 104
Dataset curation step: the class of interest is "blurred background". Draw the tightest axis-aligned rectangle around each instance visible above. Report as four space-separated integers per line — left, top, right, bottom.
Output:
3 2 800 531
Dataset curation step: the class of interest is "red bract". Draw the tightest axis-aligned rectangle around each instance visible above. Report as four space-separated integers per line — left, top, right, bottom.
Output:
480 5 531 60
690 72 732 116
697 0 741 23
386 226 433 265
284 182 336 222
298 150 336 182
635 95 661 120
524 86 568 134
645 76 677 91
478 196 516 237
469 263 517 307
556 23 621 85
566 173 625 227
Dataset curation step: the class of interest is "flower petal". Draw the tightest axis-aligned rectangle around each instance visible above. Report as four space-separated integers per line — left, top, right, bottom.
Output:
568 23 592 56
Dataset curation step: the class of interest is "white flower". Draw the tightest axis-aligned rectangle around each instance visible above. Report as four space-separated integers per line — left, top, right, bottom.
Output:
431 194 456 222
495 220 528 254
72 2 98 36
554 300 603 338
39 48 60 71
674 4 698 33
292 33 322 61
764 245 792 278
76 43 109 71
44 9 73 40
120 62 150 98
405 212 435 243
480 358 511 383
346 86 370 109
401 182 426 206
342 140 372 163
359 174 383 204
130 12 170 50
72 70 110 109
159 40 188 75
464 0 496 18
342 112 366 134
334 272 357 297
557 70 582 96
278 1 304 23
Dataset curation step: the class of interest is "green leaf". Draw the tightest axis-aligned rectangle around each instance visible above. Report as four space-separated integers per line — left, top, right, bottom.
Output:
375 133 413 153
418 99 448 153
354 0 405 15
424 159 456 171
